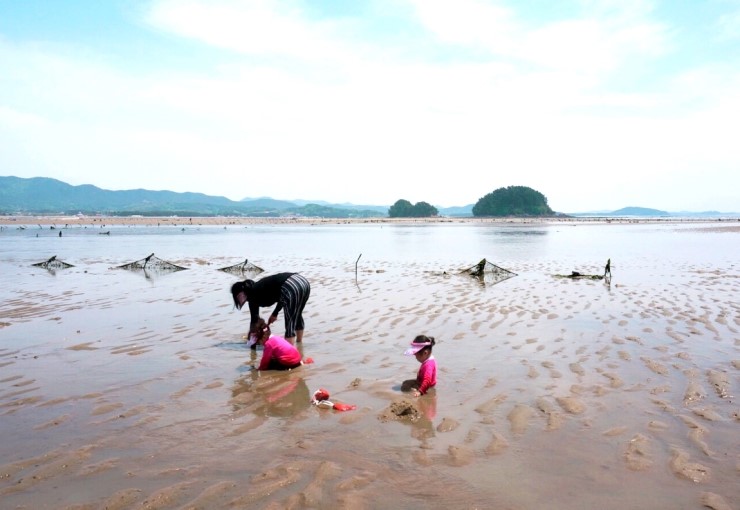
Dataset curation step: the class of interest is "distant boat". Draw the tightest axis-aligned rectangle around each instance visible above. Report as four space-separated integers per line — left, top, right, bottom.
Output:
99 231 110 235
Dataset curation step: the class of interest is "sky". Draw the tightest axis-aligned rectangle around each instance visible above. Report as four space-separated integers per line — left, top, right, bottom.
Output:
1 0 739 213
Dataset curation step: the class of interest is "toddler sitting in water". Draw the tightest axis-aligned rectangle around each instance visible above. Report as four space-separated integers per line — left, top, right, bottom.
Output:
403 335 437 396
249 318 309 371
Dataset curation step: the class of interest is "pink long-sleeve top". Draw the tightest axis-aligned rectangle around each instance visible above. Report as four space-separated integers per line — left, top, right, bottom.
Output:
416 355 437 395
259 335 302 370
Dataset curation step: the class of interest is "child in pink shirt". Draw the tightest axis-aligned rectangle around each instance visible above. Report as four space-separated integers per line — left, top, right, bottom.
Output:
249 318 303 370
403 335 437 396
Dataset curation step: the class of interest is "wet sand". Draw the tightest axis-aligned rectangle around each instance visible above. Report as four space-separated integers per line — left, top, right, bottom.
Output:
0 219 738 509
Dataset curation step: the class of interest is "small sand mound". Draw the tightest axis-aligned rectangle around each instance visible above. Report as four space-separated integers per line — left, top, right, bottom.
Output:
447 445 474 466
707 370 730 398
507 404 534 434
378 399 421 422
700 492 732 510
624 434 652 471
556 396 585 415
436 417 460 432
670 448 710 483
484 431 509 455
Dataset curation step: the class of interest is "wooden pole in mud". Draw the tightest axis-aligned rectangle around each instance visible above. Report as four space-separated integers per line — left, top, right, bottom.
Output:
355 254 362 290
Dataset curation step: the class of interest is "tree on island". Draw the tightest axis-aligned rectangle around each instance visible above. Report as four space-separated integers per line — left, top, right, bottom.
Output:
472 186 554 217
388 199 439 218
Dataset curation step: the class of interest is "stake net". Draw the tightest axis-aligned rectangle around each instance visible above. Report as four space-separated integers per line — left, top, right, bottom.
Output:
32 256 74 270
114 253 188 272
218 258 264 277
460 258 517 285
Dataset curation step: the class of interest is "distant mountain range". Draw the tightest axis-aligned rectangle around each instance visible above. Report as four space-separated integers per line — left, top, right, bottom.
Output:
0 176 736 218
569 206 737 218
0 176 390 218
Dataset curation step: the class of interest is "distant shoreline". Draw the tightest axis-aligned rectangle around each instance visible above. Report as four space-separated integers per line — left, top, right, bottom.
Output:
1 214 739 228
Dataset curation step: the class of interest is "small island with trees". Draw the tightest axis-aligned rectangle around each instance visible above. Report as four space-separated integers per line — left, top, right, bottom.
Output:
388 199 439 218
472 186 554 217
389 186 554 218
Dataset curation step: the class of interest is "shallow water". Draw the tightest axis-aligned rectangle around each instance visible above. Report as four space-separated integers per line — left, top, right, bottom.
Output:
0 221 738 509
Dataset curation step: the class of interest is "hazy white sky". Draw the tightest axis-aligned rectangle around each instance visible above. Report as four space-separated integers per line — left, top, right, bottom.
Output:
1 0 739 212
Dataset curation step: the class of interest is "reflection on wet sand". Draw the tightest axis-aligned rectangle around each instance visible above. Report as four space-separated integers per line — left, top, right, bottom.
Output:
231 370 312 418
